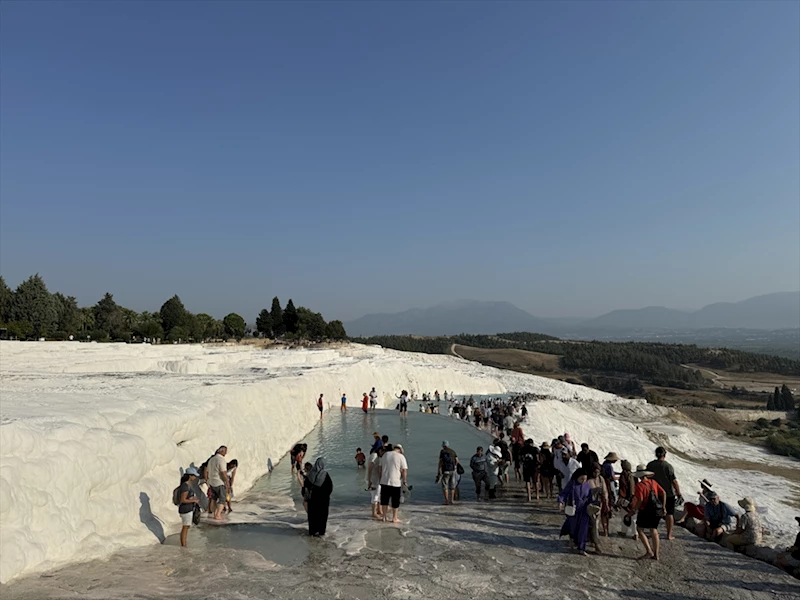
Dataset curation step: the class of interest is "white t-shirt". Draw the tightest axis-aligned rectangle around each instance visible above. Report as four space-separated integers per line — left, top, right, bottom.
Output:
380 451 408 487
369 390 378 403
207 453 227 487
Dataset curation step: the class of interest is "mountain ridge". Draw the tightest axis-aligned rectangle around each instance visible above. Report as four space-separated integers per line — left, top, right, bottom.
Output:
345 292 800 336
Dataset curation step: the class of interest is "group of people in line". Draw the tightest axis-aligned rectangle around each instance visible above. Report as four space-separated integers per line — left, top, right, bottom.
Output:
173 445 238 546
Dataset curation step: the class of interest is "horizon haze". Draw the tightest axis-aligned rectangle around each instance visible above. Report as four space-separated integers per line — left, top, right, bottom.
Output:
1 2 799 322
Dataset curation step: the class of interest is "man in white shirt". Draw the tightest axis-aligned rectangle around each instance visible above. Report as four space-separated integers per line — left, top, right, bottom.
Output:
554 449 580 483
207 446 230 521
379 444 408 523
369 387 378 410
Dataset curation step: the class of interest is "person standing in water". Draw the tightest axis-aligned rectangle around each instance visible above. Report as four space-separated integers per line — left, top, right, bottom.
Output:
361 393 369 414
178 467 201 547
304 458 333 537
379 444 408 523
398 390 409 415
369 387 378 410
340 393 347 412
317 394 324 419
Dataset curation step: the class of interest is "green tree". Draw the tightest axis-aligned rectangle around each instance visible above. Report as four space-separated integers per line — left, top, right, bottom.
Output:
80 306 95 333
773 387 782 410
270 297 285 337
223 313 245 340
167 325 190 342
0 275 12 323
256 309 273 338
767 393 776 410
207 318 225 340
11 274 57 337
94 293 125 339
191 313 215 341
160 295 189 339
52 292 82 334
781 384 794 411
283 299 299 335
297 307 327 340
326 320 347 340
135 312 164 340
7 320 33 339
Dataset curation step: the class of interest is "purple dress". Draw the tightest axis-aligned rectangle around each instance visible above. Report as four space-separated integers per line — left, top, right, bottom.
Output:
557 480 591 551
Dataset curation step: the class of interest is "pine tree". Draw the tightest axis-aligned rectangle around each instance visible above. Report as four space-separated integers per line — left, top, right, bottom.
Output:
781 384 794 411
767 394 775 410
11 274 58 337
773 387 782 410
256 309 273 338
283 299 299 335
270 297 285 337
160 295 189 339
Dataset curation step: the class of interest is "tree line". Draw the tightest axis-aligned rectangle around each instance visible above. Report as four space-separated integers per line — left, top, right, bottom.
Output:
0 274 347 343
767 385 796 412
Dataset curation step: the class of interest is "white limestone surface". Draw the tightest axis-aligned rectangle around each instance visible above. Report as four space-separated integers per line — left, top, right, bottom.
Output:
0 340 617 582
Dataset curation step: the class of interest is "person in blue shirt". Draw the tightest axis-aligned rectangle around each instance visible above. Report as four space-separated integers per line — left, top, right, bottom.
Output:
703 491 739 541
340 393 347 412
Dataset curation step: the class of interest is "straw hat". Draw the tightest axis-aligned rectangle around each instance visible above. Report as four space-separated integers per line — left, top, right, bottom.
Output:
633 464 654 478
604 452 620 462
738 497 756 512
699 479 713 490
540 442 550 449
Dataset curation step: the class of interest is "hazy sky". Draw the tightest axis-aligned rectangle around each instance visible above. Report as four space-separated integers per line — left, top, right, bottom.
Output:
1 1 798 322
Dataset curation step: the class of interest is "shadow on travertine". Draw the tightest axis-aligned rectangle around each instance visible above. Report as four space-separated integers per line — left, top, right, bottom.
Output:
138 492 165 543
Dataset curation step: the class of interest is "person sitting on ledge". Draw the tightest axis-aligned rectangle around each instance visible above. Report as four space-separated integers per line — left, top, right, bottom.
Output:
724 497 762 551
703 491 738 543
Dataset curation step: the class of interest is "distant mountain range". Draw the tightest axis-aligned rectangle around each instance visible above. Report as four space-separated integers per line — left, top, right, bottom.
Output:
345 292 800 337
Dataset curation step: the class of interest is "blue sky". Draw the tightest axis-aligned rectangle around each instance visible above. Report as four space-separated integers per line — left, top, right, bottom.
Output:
1 1 798 321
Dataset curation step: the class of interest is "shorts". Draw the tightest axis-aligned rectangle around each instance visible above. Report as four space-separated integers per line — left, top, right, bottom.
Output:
523 466 538 483
318 406 323 412
370 485 382 505
180 511 194 526
440 471 456 491
637 510 662 530
665 495 676 516
210 485 226 502
380 485 402 509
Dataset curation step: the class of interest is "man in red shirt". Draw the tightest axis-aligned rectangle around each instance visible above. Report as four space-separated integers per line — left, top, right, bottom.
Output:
361 393 369 413
628 463 667 561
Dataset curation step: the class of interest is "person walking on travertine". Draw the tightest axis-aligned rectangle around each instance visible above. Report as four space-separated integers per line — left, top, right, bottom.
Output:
646 447 683 541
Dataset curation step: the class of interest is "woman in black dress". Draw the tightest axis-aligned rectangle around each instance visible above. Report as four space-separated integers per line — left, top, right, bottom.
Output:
303 457 333 536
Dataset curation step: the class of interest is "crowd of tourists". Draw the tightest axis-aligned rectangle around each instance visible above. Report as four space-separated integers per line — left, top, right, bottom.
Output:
171 390 799 579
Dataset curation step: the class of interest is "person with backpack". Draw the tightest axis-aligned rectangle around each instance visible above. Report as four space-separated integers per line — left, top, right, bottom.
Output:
437 441 459 505
646 447 683 541
628 463 667 561
175 467 201 547
518 438 540 502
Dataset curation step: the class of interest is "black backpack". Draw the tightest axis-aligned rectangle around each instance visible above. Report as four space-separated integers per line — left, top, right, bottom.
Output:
440 449 455 472
647 483 665 517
